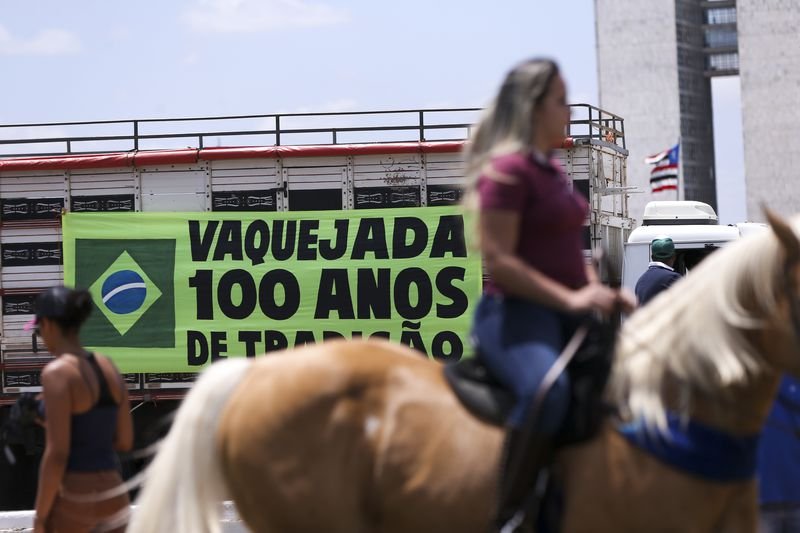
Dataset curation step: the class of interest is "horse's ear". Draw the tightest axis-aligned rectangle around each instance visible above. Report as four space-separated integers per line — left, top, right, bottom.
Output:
765 206 800 265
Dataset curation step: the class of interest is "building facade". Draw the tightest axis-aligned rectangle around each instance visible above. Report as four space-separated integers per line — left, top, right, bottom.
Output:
596 0 799 222
738 0 800 220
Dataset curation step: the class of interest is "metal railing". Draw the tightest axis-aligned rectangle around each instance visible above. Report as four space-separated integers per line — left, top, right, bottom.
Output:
0 104 625 158
567 104 626 150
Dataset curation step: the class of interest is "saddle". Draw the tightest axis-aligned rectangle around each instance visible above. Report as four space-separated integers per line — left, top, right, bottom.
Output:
443 357 513 427
444 316 617 445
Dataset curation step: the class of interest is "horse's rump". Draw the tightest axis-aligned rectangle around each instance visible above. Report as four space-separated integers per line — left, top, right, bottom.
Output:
217 340 502 533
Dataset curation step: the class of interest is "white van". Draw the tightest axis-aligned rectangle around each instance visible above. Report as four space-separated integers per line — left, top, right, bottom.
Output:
621 201 766 292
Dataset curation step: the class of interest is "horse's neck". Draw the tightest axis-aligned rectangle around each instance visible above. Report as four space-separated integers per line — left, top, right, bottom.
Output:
662 305 793 435
675 370 781 435
704 316 800 434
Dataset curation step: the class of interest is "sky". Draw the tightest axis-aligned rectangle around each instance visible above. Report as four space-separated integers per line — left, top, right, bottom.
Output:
0 0 746 222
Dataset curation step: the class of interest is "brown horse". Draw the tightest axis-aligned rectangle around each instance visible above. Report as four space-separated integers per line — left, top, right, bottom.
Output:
128 211 800 533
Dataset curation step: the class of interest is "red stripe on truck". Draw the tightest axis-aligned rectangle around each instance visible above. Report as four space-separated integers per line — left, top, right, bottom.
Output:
0 141 473 172
0 152 134 171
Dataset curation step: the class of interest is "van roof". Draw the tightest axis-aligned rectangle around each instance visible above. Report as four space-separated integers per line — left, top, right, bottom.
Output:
642 201 718 225
627 224 741 244
734 222 769 238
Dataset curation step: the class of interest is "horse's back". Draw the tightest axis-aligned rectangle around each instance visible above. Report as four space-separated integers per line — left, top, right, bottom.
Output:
216 339 501 533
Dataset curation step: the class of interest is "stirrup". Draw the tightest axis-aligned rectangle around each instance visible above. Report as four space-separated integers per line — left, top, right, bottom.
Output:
499 510 528 533
496 466 549 533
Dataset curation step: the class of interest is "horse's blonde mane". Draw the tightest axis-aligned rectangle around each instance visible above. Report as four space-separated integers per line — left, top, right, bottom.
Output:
611 221 794 432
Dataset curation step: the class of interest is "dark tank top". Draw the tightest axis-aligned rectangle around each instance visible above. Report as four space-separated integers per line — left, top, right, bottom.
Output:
66 353 119 471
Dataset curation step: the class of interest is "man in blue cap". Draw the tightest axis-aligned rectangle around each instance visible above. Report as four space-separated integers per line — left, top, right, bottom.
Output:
635 237 682 306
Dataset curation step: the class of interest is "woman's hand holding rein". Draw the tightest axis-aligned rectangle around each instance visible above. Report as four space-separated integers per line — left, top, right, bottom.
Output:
568 283 637 316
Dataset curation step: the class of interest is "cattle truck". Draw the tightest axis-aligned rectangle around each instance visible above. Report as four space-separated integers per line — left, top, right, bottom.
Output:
0 105 631 509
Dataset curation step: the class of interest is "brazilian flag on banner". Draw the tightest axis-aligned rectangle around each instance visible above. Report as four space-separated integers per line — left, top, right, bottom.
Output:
62 207 481 372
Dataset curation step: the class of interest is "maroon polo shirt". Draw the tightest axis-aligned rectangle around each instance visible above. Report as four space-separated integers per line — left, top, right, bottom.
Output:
477 151 589 294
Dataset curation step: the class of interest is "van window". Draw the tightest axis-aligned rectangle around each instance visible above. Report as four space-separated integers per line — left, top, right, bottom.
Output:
674 245 721 275
623 242 726 290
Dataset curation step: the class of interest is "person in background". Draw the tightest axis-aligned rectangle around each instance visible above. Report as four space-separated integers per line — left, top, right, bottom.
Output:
634 237 681 306
29 286 133 533
464 57 635 532
758 375 800 533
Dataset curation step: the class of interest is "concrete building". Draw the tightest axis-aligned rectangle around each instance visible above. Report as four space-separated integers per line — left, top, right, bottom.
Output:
738 0 800 220
595 0 800 222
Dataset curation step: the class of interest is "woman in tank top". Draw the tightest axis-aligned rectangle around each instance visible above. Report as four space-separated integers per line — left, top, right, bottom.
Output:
29 286 133 533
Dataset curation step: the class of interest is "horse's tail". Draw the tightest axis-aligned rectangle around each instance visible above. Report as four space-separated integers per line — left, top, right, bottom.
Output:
128 357 252 533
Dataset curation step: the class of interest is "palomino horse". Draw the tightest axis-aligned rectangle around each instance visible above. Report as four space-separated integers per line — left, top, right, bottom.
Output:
129 211 800 533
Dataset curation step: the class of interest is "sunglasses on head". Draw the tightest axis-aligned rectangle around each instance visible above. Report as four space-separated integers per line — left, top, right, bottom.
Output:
27 317 43 337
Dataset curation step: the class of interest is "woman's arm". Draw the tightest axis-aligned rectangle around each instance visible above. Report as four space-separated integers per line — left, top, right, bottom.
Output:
585 260 637 312
480 209 617 313
112 364 133 452
585 263 600 284
34 364 72 527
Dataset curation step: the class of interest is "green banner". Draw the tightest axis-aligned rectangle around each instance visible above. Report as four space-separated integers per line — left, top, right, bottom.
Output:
62 207 481 372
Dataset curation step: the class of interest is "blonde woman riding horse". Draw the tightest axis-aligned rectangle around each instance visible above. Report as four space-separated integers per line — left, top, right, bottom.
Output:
128 209 800 533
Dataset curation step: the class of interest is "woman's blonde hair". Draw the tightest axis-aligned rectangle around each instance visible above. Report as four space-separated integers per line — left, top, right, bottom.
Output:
463 58 560 196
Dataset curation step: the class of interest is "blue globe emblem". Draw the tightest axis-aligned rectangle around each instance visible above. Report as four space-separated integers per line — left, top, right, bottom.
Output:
101 270 147 314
